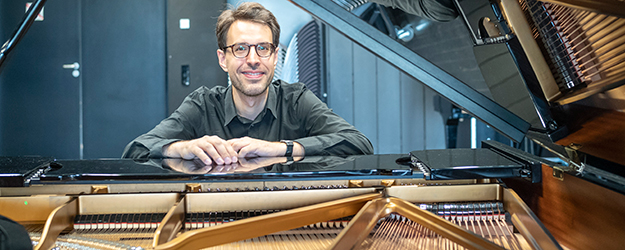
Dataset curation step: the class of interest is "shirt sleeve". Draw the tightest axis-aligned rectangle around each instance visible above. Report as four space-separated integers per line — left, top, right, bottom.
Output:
293 89 374 155
122 89 206 158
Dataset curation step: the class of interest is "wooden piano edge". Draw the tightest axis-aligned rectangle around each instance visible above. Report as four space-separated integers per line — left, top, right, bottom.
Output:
503 163 625 250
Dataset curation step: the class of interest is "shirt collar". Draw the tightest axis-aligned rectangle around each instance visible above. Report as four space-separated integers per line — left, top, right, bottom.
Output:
223 81 279 127
223 86 238 126
266 81 279 120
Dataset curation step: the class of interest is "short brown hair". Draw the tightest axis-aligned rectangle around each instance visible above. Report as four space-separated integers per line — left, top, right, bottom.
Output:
216 2 280 49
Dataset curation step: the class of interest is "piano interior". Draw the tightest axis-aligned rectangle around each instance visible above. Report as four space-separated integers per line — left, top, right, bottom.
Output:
1 179 559 250
2 0 625 249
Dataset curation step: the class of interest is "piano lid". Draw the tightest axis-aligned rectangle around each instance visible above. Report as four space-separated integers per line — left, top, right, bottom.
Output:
0 156 55 187
31 154 417 185
288 0 531 143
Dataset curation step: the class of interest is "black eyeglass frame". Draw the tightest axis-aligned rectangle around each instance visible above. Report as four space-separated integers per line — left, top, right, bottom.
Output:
221 43 277 58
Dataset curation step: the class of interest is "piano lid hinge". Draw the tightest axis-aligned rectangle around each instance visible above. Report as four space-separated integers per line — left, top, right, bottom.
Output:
186 184 202 193
565 143 585 173
381 180 395 187
552 143 586 181
454 0 515 46
552 164 582 181
348 180 363 188
91 185 109 194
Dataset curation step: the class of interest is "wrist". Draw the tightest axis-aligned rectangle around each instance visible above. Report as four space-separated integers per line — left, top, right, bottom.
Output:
280 140 293 157
163 140 182 157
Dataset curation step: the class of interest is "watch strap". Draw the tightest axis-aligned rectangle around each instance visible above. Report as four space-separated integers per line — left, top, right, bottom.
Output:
281 140 293 157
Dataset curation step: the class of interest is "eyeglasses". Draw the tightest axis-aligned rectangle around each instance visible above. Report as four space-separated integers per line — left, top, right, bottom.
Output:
222 43 276 58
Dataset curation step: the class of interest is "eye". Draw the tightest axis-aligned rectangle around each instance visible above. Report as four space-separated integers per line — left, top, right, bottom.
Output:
257 44 269 51
234 44 248 52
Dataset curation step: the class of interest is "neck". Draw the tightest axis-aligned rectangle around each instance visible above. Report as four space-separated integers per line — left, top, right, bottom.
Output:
232 88 268 121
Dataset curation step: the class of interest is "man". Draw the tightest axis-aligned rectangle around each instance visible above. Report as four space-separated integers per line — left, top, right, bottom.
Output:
123 2 373 165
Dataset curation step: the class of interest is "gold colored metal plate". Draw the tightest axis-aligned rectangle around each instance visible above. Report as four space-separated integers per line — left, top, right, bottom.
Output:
90 185 109 194
552 166 565 181
380 180 395 187
185 184 202 193
348 180 363 188
154 193 382 250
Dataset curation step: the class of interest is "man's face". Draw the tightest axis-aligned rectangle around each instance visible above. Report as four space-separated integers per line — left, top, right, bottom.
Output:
217 20 278 97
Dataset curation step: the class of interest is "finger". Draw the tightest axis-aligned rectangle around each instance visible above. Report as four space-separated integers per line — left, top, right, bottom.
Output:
237 145 258 159
204 137 236 164
191 146 212 165
211 141 236 165
204 145 225 165
228 138 244 152
225 143 238 163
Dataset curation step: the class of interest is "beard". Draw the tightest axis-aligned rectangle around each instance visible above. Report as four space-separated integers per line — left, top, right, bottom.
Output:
230 71 274 97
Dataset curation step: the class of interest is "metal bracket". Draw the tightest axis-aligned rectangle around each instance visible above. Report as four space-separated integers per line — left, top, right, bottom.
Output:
348 180 364 188
453 0 515 46
186 184 202 193
549 143 585 181
381 180 395 187
91 185 109 194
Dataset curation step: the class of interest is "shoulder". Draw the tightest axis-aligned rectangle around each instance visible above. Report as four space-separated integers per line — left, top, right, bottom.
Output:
273 80 309 100
274 80 327 113
186 85 228 102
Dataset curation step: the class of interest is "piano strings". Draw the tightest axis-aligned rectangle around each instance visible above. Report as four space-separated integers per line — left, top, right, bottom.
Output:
520 0 625 102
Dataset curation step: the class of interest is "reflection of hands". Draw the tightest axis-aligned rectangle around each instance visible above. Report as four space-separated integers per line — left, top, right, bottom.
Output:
163 135 238 165
237 157 287 170
163 156 304 174
163 158 213 174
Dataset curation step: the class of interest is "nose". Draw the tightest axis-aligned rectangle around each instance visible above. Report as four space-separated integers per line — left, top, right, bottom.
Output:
246 46 261 65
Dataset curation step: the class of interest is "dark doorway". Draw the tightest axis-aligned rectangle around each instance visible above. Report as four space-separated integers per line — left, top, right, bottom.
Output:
1 0 81 159
0 0 167 159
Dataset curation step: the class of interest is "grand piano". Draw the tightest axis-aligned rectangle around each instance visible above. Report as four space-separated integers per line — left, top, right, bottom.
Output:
1 0 625 249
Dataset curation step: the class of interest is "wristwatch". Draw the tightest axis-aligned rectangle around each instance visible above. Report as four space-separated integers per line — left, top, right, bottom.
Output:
280 140 293 157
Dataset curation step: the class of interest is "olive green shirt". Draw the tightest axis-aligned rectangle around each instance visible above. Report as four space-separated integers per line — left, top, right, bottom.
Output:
122 80 373 158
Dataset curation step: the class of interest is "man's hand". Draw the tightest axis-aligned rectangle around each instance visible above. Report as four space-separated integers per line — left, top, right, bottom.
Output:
228 137 285 158
229 137 304 159
163 135 238 165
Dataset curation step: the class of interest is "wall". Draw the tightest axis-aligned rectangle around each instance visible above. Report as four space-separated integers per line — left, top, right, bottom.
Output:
325 26 451 154
82 0 167 158
166 0 228 114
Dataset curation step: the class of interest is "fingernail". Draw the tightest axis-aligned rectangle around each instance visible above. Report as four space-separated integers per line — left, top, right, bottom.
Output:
224 157 232 165
216 158 224 165
204 159 211 165
232 156 238 163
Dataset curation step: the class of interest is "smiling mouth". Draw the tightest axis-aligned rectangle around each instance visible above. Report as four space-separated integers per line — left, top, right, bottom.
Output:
243 72 264 78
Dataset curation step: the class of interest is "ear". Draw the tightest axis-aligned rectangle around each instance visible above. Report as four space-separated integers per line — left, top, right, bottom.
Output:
217 49 228 72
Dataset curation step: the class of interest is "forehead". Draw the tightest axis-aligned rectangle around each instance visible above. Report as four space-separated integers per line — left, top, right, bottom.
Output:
227 20 273 44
